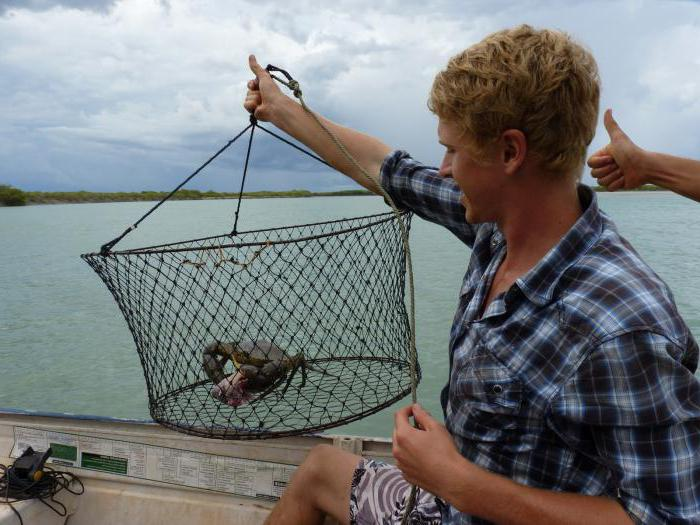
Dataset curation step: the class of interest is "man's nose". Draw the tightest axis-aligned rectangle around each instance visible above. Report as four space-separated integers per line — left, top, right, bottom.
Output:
438 162 452 178
438 152 453 177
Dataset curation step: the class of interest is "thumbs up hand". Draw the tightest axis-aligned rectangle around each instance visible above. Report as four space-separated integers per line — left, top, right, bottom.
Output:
587 109 648 191
243 54 286 122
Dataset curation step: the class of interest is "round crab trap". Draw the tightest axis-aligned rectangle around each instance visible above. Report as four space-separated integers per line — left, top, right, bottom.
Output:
82 66 419 440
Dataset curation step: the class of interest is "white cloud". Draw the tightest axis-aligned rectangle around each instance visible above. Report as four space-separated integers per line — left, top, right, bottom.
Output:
630 23 700 153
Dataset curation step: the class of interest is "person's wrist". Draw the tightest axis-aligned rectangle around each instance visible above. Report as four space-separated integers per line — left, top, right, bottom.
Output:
442 453 479 512
638 149 659 186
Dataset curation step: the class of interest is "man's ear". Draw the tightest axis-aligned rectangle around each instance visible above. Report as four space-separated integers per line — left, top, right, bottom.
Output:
501 129 527 175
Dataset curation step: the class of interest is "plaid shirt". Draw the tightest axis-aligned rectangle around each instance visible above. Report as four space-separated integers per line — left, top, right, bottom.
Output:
381 150 700 524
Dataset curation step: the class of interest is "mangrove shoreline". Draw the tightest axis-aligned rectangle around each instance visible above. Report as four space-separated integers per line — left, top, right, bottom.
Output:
0 184 666 207
0 186 373 206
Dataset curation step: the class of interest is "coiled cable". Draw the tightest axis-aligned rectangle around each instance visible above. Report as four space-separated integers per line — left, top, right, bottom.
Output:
1 459 84 525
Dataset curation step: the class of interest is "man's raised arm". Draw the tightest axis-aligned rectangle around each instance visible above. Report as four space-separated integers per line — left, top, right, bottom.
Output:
243 55 392 194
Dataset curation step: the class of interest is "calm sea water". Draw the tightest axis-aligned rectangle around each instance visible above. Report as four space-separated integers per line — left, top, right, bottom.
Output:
1 192 698 438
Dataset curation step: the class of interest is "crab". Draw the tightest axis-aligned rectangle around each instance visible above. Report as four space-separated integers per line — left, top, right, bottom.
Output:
202 340 336 407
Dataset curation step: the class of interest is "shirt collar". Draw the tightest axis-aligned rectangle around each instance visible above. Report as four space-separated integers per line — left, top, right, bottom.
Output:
514 185 603 306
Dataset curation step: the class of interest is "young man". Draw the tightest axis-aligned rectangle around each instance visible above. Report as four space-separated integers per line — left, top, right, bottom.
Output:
244 25 700 524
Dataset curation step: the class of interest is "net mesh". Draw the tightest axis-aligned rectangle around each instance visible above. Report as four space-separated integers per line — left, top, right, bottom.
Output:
82 210 418 439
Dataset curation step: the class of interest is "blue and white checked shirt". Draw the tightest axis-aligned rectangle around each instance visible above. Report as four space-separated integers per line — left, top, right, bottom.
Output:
381 150 700 524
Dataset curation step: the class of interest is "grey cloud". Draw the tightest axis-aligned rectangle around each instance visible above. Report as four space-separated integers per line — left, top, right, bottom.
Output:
1 0 699 193
0 0 118 14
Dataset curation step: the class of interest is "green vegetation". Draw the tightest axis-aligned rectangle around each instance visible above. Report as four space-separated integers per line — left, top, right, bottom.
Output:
0 185 28 206
6 187 372 206
0 183 666 207
593 184 663 192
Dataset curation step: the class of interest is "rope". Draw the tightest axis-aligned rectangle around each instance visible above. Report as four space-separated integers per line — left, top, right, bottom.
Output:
266 65 420 524
99 124 253 254
256 123 332 168
232 116 257 235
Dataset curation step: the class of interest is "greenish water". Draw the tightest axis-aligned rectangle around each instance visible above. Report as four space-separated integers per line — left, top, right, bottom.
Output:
1 192 698 438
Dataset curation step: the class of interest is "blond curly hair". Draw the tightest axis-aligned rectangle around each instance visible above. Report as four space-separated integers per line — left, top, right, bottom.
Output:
429 25 600 175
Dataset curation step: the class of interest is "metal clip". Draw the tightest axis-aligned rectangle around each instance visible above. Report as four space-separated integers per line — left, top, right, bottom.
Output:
266 64 302 98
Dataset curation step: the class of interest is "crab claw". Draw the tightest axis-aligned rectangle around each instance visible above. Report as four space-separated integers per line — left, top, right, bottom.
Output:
210 372 253 407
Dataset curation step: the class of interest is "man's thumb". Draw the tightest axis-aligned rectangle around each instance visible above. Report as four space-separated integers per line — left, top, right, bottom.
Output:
603 109 624 139
412 404 434 429
248 54 265 77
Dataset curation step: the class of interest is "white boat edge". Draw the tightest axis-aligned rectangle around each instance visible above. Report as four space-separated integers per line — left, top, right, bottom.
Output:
0 408 393 524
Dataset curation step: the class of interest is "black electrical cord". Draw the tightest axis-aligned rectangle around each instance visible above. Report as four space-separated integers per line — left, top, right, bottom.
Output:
1 461 84 525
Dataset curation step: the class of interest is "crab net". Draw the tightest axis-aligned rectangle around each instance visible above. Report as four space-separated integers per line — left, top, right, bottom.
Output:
82 117 418 439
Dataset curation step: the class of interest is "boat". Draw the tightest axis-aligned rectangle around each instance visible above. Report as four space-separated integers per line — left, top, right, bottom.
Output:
0 408 393 524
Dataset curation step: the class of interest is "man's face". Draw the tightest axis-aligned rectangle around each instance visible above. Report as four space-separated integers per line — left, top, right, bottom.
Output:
437 119 505 224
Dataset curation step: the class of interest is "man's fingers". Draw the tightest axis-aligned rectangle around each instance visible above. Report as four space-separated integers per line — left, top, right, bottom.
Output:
245 91 261 104
394 405 413 432
597 169 622 187
412 404 436 430
243 55 281 122
243 92 262 114
591 163 619 179
607 177 625 192
587 154 614 169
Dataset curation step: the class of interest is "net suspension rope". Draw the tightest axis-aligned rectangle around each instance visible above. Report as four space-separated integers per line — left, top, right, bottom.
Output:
266 65 420 524
97 64 421 521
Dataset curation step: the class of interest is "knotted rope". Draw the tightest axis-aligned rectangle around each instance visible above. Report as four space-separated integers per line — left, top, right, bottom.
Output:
266 64 420 524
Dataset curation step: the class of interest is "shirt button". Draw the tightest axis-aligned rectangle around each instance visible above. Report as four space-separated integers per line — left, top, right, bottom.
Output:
491 384 503 395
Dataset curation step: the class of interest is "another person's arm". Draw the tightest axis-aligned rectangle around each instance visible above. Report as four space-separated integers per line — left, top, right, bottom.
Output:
587 109 700 202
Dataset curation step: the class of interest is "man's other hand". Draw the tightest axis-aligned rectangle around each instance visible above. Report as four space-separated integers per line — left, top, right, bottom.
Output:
393 404 467 498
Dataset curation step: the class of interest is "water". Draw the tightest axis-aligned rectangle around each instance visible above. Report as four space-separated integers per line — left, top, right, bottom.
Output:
1 192 698 438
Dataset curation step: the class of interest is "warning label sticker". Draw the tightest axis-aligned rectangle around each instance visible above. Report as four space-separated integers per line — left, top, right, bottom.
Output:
11 426 296 500
81 452 128 475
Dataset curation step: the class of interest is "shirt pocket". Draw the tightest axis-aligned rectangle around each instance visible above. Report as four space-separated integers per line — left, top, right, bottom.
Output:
452 349 524 443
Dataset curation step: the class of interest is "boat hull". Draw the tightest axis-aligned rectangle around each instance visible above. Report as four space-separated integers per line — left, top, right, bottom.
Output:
0 409 392 524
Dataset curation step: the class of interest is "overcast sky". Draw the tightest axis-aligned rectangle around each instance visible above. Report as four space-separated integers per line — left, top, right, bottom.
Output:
1 0 698 192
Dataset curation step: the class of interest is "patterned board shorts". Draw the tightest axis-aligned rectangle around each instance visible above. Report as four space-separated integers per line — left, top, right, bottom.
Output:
349 459 444 525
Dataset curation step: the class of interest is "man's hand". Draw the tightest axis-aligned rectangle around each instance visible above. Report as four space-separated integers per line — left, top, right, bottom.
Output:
243 54 287 122
240 54 391 192
587 109 648 191
392 404 468 498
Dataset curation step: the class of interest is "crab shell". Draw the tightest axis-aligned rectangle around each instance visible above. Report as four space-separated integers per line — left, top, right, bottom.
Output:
207 340 290 407
231 340 289 392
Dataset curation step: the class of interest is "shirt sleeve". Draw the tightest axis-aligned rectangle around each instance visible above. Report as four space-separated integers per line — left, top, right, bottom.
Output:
380 150 478 247
547 331 700 524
